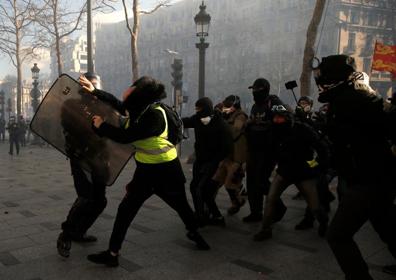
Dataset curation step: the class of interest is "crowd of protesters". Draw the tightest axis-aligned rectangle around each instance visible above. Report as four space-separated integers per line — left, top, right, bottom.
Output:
44 55 395 280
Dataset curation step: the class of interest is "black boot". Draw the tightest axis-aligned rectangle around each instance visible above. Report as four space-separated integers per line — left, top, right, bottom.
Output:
186 231 210 250
87 250 119 267
315 210 328 237
207 215 226 227
70 233 98 243
57 232 71 258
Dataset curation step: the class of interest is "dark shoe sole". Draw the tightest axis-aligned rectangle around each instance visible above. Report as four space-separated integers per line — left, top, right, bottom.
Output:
87 253 119 267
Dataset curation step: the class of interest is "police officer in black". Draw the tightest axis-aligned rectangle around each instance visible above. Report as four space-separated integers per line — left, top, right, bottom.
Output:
243 78 287 223
315 55 396 280
7 116 19 155
57 72 108 258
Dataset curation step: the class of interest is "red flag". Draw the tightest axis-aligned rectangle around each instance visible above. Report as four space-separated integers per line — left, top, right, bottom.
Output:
372 41 396 78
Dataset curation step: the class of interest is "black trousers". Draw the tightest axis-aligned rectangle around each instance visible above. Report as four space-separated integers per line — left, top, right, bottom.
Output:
190 161 220 221
9 136 19 155
61 159 107 237
246 155 286 217
327 186 396 280
109 159 197 253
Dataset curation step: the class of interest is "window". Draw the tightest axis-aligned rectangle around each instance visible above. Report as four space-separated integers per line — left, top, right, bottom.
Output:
347 32 356 50
350 10 359 24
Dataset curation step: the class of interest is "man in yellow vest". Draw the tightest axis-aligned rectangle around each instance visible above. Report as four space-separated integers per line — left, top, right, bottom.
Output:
79 75 210 267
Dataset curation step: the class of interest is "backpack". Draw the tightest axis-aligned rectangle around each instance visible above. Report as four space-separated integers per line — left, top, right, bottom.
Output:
159 103 184 145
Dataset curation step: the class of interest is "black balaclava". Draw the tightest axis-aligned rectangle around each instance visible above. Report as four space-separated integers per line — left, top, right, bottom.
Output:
195 97 214 118
249 78 270 105
123 76 166 116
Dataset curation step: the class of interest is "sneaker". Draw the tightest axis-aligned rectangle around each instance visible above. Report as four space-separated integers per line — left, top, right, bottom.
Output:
57 232 71 258
242 213 263 223
295 217 314 230
70 234 98 243
383 265 396 275
207 216 226 227
186 231 210 250
253 228 272 241
87 250 119 267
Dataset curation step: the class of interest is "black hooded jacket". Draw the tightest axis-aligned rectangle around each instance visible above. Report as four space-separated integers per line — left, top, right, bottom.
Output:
182 111 233 164
268 120 330 182
324 83 394 188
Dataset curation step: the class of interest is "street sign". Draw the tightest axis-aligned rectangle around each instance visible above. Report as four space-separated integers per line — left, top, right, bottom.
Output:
30 74 135 186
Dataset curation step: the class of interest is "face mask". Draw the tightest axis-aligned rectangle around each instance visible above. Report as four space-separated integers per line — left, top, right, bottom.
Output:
200 116 211 125
253 91 268 104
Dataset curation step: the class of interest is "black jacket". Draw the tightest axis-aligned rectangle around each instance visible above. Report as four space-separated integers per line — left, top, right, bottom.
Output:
182 111 233 164
325 84 394 187
92 89 165 144
246 95 284 152
269 121 330 182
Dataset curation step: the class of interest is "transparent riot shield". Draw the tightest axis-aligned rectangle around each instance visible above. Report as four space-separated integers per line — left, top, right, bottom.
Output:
30 74 135 186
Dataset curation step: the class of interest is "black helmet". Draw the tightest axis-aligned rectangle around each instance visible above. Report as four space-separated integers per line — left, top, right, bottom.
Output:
314 55 356 87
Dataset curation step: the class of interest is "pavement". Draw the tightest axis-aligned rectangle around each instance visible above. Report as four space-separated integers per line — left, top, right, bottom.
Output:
0 141 394 280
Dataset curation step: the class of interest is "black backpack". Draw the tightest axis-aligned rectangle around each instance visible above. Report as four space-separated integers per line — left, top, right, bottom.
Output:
159 103 184 145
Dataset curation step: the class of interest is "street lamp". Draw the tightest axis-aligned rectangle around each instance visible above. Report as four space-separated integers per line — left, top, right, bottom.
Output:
0 90 5 120
30 63 41 144
194 1 211 99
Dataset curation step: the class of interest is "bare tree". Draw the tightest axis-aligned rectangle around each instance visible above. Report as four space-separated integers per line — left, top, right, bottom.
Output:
36 0 116 76
122 0 171 82
299 0 327 97
0 0 44 117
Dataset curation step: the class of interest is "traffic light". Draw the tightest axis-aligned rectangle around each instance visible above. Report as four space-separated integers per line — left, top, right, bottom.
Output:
171 58 183 89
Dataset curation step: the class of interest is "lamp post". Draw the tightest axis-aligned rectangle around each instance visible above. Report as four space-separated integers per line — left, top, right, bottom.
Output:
194 1 211 99
0 90 5 120
30 63 41 144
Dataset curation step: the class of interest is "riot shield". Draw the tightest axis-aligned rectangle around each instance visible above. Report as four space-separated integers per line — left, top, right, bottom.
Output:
30 74 135 186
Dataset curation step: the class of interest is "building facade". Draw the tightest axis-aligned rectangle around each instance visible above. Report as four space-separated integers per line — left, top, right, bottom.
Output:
332 0 395 98
94 0 394 114
50 35 92 81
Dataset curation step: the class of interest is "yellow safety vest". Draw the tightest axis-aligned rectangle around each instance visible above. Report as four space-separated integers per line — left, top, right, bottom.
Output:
132 105 177 164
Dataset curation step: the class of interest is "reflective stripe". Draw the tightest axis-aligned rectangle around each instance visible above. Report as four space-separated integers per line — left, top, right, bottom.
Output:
134 144 173 155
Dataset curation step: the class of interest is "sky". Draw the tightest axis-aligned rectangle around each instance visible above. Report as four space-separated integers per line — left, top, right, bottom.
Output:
0 0 180 80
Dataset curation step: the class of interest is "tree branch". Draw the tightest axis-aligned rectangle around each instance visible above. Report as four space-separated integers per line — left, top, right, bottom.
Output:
139 0 171 15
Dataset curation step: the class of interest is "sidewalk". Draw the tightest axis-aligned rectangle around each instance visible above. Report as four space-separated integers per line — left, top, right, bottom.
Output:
0 143 393 280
